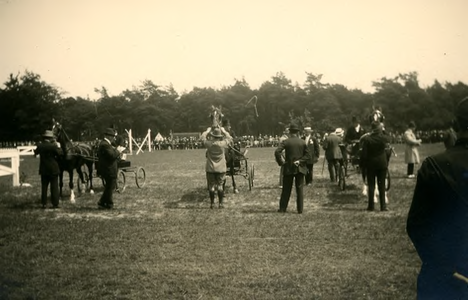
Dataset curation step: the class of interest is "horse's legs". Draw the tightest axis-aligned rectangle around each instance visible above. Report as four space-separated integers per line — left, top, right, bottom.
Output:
76 165 85 195
68 169 75 203
229 159 239 193
87 161 94 194
59 171 64 201
231 172 238 194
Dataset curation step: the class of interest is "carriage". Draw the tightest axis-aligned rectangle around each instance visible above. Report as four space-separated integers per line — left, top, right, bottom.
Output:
337 141 393 192
52 122 146 199
225 142 255 192
79 151 147 194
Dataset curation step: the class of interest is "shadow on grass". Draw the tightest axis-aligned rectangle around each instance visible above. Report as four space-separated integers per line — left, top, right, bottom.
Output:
164 187 208 209
321 182 365 211
241 208 280 214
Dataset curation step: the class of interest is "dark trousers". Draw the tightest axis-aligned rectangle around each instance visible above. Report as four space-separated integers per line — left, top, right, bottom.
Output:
100 175 116 207
41 175 59 207
305 163 314 185
366 168 387 210
407 163 415 175
327 159 340 182
279 173 304 213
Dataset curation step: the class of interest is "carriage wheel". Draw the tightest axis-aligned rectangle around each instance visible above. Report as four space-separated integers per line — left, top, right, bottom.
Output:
116 170 126 193
338 164 346 191
385 169 391 191
248 171 253 191
135 167 146 188
251 164 255 185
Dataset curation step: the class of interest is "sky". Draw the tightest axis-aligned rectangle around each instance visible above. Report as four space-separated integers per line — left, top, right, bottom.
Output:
1 0 467 99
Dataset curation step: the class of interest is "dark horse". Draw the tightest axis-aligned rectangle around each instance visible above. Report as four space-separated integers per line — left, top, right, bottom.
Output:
224 140 246 194
52 122 96 203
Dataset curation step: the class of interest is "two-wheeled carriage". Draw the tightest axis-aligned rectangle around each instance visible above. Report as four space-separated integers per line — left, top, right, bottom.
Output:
79 154 146 194
225 144 255 192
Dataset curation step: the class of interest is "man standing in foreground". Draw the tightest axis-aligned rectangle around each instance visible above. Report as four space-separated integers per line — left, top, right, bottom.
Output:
360 122 390 212
407 97 468 299
275 123 310 214
97 128 121 209
34 130 63 209
201 126 232 209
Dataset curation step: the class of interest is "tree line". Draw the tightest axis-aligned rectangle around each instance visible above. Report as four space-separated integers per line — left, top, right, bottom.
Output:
1 70 467 142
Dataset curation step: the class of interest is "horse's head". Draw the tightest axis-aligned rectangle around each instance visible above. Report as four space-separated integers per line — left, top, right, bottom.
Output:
51 122 74 155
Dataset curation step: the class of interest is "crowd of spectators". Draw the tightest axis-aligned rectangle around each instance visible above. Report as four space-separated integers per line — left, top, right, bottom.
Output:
0 129 453 150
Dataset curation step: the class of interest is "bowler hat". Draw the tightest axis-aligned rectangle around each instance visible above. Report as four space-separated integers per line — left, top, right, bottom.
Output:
42 130 55 138
104 128 116 136
222 119 231 127
210 127 223 138
289 123 300 132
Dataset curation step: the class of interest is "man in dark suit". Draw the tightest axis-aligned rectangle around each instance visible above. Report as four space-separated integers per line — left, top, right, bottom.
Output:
407 97 468 299
344 116 365 144
322 128 344 182
97 128 121 209
34 130 63 209
275 123 311 214
360 122 390 211
303 126 320 186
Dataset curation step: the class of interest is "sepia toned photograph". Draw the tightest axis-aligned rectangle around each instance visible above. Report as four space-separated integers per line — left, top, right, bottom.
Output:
1 0 467 299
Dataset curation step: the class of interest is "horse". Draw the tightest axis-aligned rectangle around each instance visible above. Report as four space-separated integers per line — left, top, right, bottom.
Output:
224 141 242 194
52 122 96 203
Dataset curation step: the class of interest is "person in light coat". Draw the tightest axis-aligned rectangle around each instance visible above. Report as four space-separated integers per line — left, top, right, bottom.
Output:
201 126 232 209
404 121 422 178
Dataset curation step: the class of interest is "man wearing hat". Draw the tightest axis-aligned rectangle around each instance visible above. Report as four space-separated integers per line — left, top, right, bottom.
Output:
97 128 121 209
407 97 468 299
322 128 344 182
221 119 236 139
344 116 365 156
360 122 390 211
34 130 63 209
274 123 310 214
345 116 365 144
302 126 320 186
200 126 232 209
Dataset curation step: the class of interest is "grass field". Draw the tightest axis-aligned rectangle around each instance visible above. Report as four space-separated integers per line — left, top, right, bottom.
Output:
0 143 445 299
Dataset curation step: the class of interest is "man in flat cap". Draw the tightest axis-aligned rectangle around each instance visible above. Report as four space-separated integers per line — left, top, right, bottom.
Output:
407 97 468 299
34 130 63 209
97 128 120 209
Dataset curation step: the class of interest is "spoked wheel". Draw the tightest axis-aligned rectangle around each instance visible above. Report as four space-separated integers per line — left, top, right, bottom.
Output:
251 164 255 187
135 167 146 188
77 171 90 193
116 170 126 193
385 169 391 191
247 164 255 191
338 164 346 191
247 164 253 191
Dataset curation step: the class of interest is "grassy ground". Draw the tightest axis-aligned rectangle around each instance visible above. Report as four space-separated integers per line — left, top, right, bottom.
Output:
0 143 445 299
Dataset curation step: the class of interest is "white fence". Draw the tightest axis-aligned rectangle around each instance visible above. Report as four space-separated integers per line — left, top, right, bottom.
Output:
17 146 36 156
0 148 20 186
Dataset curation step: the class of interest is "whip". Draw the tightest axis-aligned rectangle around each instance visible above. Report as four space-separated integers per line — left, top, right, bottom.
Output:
246 95 259 117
